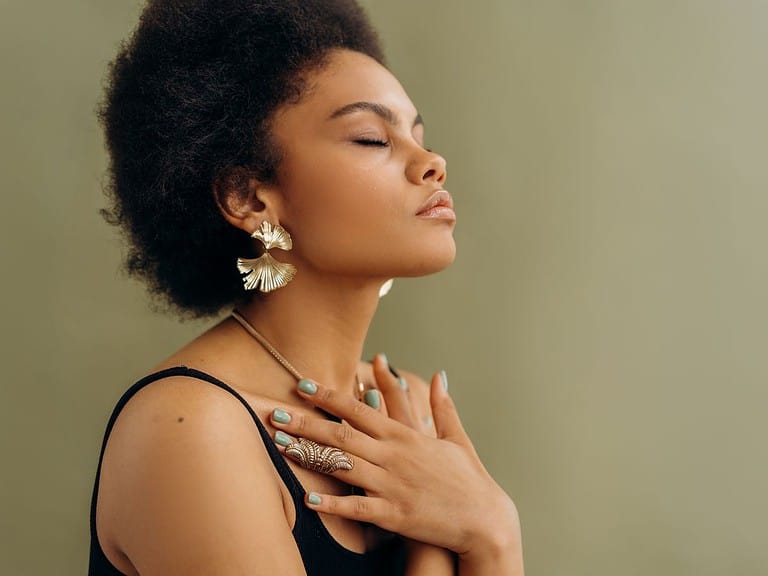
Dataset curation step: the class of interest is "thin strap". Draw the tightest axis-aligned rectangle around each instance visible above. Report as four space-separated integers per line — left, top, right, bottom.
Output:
90 366 308 543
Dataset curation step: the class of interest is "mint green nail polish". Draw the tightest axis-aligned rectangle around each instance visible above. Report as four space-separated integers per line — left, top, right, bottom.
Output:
308 492 322 505
364 389 381 410
380 353 388 365
423 416 433 427
273 408 291 424
440 370 448 391
398 377 408 391
298 379 317 395
275 431 292 447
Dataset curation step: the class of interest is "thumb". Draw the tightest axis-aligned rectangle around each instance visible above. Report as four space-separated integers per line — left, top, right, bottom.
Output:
429 371 475 453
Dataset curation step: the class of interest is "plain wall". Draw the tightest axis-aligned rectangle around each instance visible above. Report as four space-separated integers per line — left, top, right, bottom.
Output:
1 1 766 574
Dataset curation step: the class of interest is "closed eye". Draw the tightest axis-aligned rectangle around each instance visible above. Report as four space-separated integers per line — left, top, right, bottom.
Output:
354 139 389 147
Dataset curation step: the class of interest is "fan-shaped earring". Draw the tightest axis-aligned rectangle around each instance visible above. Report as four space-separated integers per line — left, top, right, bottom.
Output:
236 221 297 293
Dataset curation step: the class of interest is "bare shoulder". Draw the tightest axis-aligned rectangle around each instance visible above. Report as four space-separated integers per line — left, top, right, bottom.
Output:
98 375 306 576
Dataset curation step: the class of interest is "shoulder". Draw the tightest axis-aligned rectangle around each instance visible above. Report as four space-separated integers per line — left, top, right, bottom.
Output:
107 374 268 466
100 374 306 575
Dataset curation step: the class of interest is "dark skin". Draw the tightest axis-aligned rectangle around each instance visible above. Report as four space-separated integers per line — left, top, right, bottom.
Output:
94 49 522 575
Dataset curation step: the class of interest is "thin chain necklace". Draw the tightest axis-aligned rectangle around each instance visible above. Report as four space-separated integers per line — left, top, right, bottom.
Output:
230 309 366 402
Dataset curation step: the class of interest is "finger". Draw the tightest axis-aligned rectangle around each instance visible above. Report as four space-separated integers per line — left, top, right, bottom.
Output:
372 354 415 428
272 429 386 492
304 492 403 534
429 370 475 452
270 407 381 462
364 385 388 418
295 379 399 439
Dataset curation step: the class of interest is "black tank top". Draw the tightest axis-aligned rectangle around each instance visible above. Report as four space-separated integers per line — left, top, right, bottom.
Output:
88 366 407 575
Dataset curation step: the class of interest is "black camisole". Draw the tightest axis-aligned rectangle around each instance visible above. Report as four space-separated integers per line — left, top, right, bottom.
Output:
88 366 407 575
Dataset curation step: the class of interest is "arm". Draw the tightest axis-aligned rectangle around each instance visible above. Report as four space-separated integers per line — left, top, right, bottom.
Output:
405 540 457 575
105 376 307 575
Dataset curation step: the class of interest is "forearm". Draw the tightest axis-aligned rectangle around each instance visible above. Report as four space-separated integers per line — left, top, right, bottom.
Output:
404 540 457 575
458 545 524 576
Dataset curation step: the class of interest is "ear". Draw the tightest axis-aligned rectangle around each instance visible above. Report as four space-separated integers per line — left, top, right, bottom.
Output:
212 167 282 233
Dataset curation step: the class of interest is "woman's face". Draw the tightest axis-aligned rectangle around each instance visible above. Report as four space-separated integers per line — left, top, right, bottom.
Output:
269 49 456 283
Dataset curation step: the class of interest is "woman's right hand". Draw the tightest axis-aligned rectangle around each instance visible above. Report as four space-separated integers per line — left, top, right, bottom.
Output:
269 370 524 573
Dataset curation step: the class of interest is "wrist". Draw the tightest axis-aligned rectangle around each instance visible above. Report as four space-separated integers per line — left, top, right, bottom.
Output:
459 518 523 576
461 495 523 566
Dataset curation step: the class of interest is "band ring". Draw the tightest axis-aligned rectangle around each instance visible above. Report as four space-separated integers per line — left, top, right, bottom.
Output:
284 437 355 473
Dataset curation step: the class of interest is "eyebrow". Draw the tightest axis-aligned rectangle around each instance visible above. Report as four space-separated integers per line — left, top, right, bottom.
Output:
328 101 423 129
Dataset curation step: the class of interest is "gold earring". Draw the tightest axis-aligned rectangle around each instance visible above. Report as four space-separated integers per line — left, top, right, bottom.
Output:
236 221 297 293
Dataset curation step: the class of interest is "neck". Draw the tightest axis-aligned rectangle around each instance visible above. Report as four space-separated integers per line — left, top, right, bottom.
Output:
233 272 383 394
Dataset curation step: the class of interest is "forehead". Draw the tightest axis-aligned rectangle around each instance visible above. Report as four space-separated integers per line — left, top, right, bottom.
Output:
274 49 419 130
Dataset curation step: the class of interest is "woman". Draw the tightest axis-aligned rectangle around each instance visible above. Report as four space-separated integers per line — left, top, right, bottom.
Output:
89 1 523 574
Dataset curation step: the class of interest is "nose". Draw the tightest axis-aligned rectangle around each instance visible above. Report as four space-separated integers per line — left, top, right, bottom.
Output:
406 148 447 186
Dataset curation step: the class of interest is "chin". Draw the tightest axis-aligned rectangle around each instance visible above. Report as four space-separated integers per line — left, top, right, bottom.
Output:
401 241 457 277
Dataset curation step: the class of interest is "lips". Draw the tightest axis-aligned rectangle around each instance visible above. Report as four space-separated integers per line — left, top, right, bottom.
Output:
416 189 454 216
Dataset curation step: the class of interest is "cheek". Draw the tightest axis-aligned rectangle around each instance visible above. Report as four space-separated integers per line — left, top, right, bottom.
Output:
282 156 405 268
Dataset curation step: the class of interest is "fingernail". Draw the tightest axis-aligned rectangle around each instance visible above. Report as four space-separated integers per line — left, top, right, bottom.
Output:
398 377 408 391
308 492 322 505
272 408 291 424
440 370 448 391
298 379 317 395
423 416 433 427
275 430 293 447
364 389 381 410
379 353 388 366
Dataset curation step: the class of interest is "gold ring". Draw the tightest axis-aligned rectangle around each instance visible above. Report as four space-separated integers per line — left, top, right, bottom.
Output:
284 437 355 473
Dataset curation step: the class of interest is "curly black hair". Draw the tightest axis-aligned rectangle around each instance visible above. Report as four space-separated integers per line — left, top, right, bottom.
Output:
99 0 385 318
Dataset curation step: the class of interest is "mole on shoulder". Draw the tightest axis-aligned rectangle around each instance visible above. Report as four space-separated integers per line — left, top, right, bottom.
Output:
177 416 184 423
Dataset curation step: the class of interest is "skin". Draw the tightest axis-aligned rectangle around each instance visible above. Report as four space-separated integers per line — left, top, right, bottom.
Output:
94 48 523 575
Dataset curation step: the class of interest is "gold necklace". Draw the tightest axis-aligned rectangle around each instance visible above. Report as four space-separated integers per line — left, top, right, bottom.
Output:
230 309 366 402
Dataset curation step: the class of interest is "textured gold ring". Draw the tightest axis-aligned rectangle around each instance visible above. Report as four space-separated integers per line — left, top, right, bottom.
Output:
285 437 355 473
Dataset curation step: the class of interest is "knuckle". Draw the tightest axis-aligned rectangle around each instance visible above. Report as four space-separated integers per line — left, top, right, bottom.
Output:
351 400 369 417
334 423 354 446
354 497 370 516
294 413 308 433
389 423 414 443
317 387 334 403
378 501 403 532
391 501 406 526
375 444 396 468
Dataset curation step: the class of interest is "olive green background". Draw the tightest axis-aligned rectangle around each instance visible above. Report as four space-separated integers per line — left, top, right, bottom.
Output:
1 1 766 574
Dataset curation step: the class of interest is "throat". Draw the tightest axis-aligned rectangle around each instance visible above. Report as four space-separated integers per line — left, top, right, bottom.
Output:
230 309 366 399
230 273 383 394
